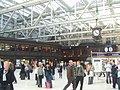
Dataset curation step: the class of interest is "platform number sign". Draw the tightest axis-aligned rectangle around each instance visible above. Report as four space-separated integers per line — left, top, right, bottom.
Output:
104 46 113 52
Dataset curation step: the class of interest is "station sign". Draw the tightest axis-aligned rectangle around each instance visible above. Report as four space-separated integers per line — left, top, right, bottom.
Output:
92 52 120 57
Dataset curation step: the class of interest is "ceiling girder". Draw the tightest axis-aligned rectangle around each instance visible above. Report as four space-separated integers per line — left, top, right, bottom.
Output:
0 0 50 15
1 13 120 33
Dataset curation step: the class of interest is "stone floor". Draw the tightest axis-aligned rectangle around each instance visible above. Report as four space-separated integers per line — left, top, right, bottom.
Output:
13 69 118 90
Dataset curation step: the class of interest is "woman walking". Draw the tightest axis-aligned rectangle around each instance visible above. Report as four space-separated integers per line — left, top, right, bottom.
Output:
75 61 85 90
58 64 63 78
44 63 53 88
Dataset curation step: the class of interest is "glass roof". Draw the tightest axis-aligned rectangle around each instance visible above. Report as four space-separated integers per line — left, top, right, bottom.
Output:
0 0 120 44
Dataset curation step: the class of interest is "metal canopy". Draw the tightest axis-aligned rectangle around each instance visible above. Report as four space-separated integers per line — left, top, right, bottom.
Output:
0 0 120 46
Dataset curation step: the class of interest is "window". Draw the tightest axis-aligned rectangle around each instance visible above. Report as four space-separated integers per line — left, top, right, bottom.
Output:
0 43 4 51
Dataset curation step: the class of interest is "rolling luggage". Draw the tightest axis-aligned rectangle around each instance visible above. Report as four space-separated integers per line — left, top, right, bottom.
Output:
45 82 50 89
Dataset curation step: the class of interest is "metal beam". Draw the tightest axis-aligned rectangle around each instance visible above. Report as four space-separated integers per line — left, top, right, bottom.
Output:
55 1 71 19
57 0 71 10
7 0 39 17
16 27 120 40
18 31 120 42
17 11 30 27
78 0 93 19
0 0 50 14
33 1 51 25
1 13 120 33
38 27 120 38
15 1 120 25
44 34 119 42
1 11 15 31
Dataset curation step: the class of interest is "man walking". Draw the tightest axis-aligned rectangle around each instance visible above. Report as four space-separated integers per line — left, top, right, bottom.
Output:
63 60 76 90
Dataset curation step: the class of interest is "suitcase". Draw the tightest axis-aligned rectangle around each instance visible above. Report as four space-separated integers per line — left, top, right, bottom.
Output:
45 82 50 88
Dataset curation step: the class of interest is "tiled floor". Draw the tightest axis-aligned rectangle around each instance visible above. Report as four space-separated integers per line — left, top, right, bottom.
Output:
13 69 118 90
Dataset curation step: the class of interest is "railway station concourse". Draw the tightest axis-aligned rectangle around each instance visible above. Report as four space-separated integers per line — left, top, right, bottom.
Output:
0 0 120 90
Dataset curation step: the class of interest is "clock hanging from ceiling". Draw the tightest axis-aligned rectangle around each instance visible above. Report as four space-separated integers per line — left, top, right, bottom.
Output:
92 27 102 40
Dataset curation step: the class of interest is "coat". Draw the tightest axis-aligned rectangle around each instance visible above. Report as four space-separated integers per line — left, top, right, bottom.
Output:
66 65 75 79
0 68 15 90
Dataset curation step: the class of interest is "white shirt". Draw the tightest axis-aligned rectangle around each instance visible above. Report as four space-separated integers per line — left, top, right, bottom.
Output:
105 63 112 72
117 65 120 78
34 67 38 74
3 70 8 81
88 71 94 77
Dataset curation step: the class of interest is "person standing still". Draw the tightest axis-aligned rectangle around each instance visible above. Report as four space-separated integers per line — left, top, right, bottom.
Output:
105 61 112 84
37 63 44 88
111 60 117 89
88 63 94 85
63 60 76 90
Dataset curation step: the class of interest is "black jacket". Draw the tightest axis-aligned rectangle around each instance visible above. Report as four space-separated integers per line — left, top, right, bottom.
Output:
111 64 118 78
0 68 15 85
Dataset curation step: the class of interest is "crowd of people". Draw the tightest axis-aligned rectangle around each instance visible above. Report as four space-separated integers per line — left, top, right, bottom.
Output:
63 60 95 90
104 59 120 90
1 59 120 90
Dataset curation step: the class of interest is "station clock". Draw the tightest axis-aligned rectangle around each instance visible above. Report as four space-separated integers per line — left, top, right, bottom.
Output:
92 27 102 40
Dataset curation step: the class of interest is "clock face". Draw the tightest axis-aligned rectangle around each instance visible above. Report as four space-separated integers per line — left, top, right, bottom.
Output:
93 30 100 36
